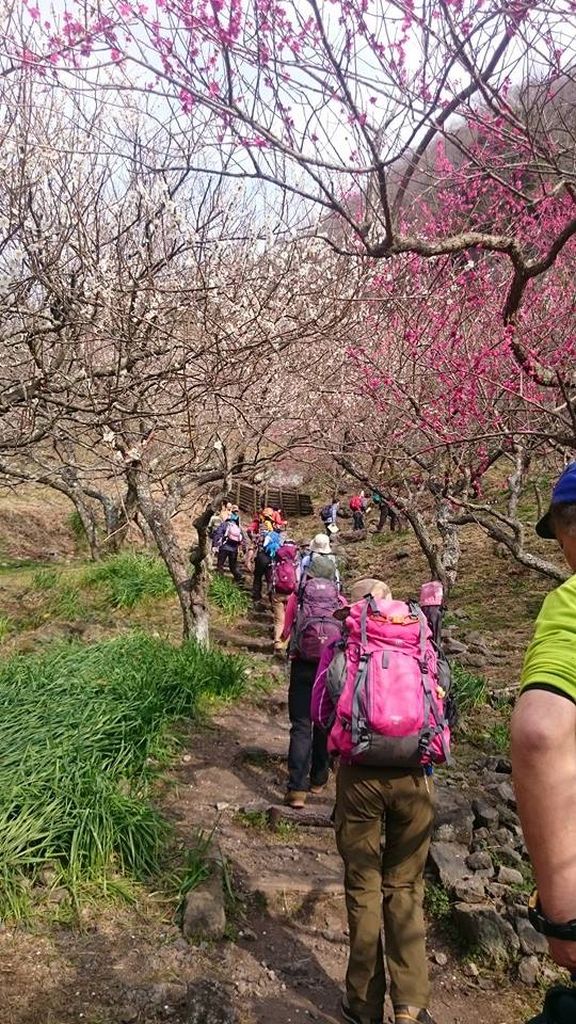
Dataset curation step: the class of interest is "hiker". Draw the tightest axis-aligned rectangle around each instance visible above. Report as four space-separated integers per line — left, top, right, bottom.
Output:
349 491 368 531
280 547 346 808
312 578 450 1024
252 518 283 607
300 532 341 587
373 490 402 533
511 462 576 1024
319 497 340 537
213 507 246 583
266 536 300 658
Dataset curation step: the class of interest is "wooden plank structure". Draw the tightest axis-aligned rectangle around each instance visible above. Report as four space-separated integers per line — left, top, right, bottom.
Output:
231 481 313 517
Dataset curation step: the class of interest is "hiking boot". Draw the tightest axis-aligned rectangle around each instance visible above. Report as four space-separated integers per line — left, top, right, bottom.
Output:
525 985 576 1023
341 996 383 1024
395 1009 436 1024
309 780 328 795
284 790 307 809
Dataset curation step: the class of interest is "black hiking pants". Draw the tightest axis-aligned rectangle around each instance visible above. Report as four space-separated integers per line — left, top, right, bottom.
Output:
287 658 329 793
252 549 271 601
217 544 242 582
352 510 365 531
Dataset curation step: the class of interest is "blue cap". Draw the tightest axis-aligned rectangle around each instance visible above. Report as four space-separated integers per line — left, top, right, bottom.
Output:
536 462 576 539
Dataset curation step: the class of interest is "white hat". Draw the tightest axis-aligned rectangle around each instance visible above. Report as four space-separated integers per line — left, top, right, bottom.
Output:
309 533 332 554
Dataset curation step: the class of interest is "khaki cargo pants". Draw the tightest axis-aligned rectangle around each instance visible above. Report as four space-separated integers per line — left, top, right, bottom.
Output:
335 764 435 1019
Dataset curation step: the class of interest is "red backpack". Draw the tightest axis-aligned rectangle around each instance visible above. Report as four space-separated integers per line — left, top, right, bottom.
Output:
267 542 299 595
349 496 362 511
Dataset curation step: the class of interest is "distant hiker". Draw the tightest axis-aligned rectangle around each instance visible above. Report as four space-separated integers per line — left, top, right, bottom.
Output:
300 533 341 587
373 490 402 533
281 548 346 808
214 508 246 584
319 498 339 536
349 491 368 531
266 537 300 658
511 462 576 1024
252 520 283 606
312 578 450 1024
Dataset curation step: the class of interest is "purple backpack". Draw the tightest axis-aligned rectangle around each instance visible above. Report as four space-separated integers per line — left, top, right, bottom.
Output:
267 542 299 595
292 577 342 662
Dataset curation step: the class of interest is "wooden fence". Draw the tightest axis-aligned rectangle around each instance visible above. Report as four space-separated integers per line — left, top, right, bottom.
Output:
231 482 314 518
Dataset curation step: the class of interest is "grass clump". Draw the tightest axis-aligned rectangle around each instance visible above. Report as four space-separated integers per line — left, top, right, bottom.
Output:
451 662 488 715
32 567 61 591
209 574 250 622
424 882 452 920
0 615 12 642
0 632 246 919
85 551 174 609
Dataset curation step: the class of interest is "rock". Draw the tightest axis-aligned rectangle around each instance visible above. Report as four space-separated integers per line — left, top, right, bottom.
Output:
147 983 188 1008
466 851 494 876
443 638 469 655
215 802 230 812
395 548 410 561
119 1007 139 1023
453 903 520 961
434 951 448 966
472 799 499 829
453 876 486 904
516 917 549 956
428 842 470 890
498 807 521 831
186 981 240 1024
451 609 469 620
458 653 487 669
472 827 490 843
494 845 523 867
496 781 517 809
433 786 475 845
496 758 512 775
497 866 524 887
182 870 226 941
518 955 540 987
241 927 258 942
464 961 480 978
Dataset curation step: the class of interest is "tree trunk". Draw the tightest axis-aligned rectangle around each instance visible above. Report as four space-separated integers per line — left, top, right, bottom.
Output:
127 464 207 642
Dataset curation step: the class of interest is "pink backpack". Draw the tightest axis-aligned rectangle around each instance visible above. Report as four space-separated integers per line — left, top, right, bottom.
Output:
327 595 451 767
225 522 243 544
267 542 299 595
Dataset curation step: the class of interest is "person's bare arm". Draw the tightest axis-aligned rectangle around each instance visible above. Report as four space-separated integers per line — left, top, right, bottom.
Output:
511 689 576 969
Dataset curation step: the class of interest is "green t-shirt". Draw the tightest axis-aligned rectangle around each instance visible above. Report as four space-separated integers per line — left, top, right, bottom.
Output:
520 573 576 702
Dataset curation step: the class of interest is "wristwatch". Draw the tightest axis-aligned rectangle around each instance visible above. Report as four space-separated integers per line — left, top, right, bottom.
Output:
529 891 576 941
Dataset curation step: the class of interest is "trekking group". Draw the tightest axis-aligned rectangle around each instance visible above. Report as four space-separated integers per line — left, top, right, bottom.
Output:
207 466 576 1024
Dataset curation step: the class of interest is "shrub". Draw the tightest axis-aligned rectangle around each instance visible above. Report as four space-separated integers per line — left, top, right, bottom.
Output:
424 882 452 920
85 551 174 609
209 574 249 622
0 633 246 918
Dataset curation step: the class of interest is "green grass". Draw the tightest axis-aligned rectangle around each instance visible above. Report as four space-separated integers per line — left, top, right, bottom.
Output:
0 615 12 642
172 828 215 915
485 721 510 753
68 510 89 547
32 567 61 591
451 661 488 714
209 574 250 622
424 881 452 920
85 552 174 609
0 632 246 919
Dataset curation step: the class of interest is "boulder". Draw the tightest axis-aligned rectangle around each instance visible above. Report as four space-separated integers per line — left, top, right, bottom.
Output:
496 781 517 809
516 917 549 956
182 869 227 941
494 845 523 867
453 903 520 962
472 799 499 829
518 955 540 987
466 851 494 877
428 842 470 890
497 866 524 887
433 787 475 845
453 877 487 904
